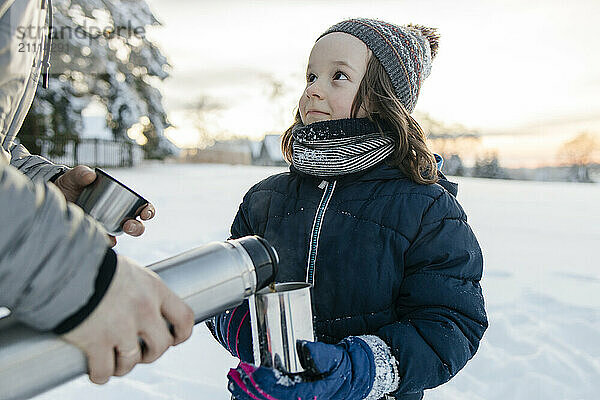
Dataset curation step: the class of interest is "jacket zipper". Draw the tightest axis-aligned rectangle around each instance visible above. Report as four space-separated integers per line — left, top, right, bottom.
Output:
306 180 337 285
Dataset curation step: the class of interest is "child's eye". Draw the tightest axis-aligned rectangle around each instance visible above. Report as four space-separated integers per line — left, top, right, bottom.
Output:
306 71 348 83
333 71 349 80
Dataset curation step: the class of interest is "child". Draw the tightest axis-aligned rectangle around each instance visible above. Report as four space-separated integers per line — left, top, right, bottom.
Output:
207 17 488 400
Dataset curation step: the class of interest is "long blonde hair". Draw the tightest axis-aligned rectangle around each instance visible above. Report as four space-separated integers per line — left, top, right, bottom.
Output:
281 54 439 185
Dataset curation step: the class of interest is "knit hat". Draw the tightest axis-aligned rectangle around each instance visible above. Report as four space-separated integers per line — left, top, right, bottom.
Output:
317 18 440 114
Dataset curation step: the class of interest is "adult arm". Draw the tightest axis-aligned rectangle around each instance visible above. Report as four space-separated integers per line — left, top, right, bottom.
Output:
8 142 68 183
0 162 108 330
0 163 194 382
7 142 155 242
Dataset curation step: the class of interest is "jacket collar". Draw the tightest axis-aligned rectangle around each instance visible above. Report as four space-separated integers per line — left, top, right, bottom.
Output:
289 162 459 198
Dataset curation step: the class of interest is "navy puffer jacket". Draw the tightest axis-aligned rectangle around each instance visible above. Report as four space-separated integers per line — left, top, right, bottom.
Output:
210 162 488 400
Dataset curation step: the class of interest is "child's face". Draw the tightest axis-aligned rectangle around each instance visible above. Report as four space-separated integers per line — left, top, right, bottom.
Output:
299 32 370 125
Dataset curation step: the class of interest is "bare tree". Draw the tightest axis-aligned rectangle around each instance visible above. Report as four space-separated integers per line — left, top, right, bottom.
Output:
259 73 294 128
429 135 482 159
415 111 481 166
557 132 600 182
187 96 225 148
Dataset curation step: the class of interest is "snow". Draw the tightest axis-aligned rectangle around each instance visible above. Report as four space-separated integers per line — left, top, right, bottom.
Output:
357 335 400 399
33 163 599 400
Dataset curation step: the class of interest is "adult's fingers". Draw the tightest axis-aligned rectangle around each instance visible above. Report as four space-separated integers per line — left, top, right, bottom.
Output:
55 165 97 202
86 346 115 384
121 203 154 236
123 219 145 236
114 343 142 377
161 290 194 345
72 165 97 187
138 319 174 364
140 204 155 220
108 235 117 247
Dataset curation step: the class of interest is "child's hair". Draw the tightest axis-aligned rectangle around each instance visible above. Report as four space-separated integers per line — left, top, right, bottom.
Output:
281 53 439 185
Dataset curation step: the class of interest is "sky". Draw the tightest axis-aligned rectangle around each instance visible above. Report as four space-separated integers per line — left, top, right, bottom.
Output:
137 0 600 168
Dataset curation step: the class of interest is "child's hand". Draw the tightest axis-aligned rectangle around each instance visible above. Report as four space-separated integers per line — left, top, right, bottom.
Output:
55 165 155 246
227 338 376 400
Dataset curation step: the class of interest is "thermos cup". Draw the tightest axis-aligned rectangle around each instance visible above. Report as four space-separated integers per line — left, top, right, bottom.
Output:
75 168 149 236
249 282 315 374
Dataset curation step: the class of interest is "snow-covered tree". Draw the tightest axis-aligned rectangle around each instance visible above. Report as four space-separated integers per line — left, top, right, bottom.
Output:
473 151 505 179
22 0 173 159
442 154 465 176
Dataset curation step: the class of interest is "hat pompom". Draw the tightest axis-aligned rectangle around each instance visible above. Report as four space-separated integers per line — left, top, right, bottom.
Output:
406 24 440 59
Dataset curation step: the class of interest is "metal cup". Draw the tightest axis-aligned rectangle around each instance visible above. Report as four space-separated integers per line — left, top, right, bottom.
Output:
75 168 148 235
249 282 314 374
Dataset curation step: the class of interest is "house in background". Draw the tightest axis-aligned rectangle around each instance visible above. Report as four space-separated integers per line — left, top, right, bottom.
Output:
182 139 253 164
253 134 286 166
179 134 288 167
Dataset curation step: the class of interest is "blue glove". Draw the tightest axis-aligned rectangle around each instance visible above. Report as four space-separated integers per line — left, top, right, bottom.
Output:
227 337 375 400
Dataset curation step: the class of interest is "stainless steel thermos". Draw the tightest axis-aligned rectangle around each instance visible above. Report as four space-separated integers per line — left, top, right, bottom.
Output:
0 236 278 400
149 236 279 324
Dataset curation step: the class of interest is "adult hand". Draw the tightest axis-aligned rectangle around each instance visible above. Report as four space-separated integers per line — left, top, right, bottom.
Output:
61 255 195 384
54 165 155 246
227 337 376 400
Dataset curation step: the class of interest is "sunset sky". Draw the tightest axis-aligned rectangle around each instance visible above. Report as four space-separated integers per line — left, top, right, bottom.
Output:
140 0 600 168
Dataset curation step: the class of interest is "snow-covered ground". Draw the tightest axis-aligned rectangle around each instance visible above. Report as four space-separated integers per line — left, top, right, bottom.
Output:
35 163 599 400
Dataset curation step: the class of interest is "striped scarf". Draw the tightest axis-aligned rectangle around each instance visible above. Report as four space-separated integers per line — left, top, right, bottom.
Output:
291 117 395 177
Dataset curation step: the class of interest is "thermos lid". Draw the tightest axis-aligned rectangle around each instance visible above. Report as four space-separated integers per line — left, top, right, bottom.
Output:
237 236 279 290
